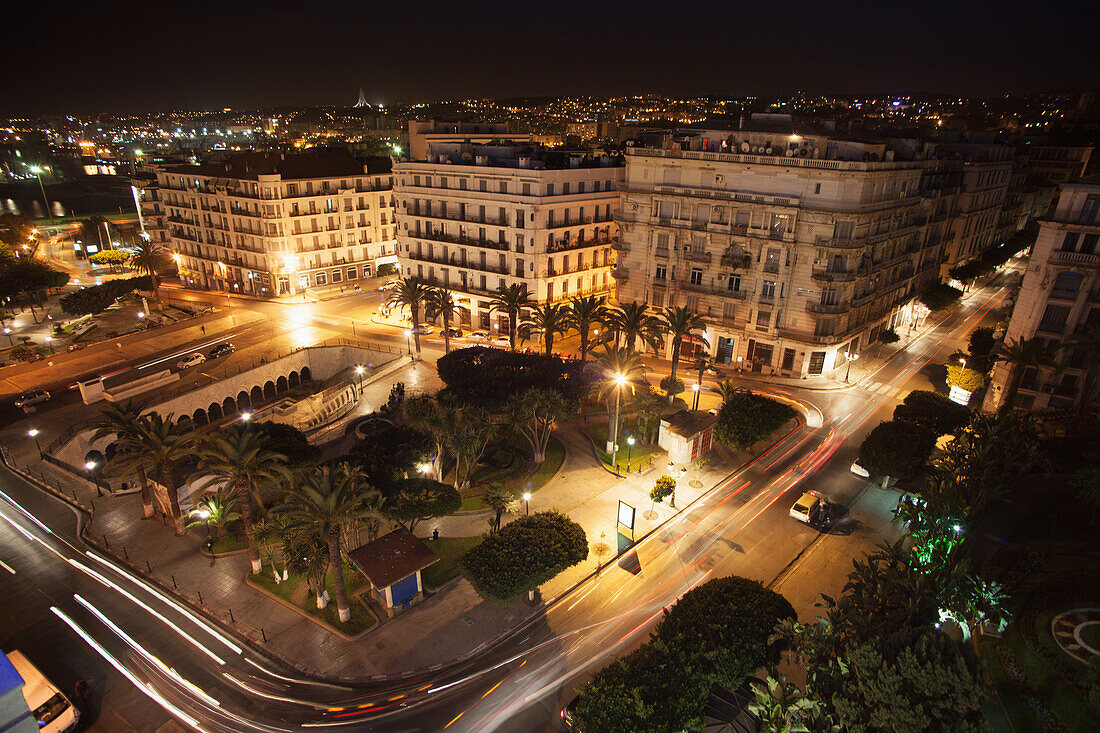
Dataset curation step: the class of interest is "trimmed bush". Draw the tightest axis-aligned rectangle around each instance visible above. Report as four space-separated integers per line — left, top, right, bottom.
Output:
714 389 797 450
858 420 937 478
659 375 684 396
892 390 971 435
460 510 587 603
436 346 590 407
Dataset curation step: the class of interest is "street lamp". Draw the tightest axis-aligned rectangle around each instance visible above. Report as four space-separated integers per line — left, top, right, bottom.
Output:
608 372 628 470
85 460 104 497
355 365 365 395
736 355 744 373
626 436 635 472
28 428 42 457
691 382 700 411
241 411 252 422
843 352 860 383
28 166 51 227
404 328 412 354
3 328 12 347
523 492 531 515
44 335 53 353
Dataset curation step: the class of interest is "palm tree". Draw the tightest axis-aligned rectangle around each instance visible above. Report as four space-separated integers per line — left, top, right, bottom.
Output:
567 294 607 363
446 407 499 492
134 413 193 535
594 346 649 462
194 428 291 574
251 513 297 583
710 378 741 405
185 487 241 542
285 464 376 623
522 302 571 356
129 239 174 304
424 286 459 354
484 484 516 533
661 306 710 403
1059 324 1100 432
92 401 156 518
488 283 533 350
387 277 431 360
993 337 1057 412
284 530 331 609
606 301 663 354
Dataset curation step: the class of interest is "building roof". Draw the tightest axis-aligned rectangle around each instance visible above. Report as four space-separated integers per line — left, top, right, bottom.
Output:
161 149 391 181
661 410 718 439
347 529 438 589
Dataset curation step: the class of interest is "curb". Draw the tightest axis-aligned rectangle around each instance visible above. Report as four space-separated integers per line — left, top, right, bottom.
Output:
243 575 375 642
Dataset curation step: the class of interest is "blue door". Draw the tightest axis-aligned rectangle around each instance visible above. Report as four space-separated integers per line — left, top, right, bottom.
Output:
390 574 419 607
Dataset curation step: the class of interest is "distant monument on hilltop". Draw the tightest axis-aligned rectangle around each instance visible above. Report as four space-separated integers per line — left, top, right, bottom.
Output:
354 86 367 108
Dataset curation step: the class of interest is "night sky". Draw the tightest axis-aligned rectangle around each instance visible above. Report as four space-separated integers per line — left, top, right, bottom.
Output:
4 0 1097 115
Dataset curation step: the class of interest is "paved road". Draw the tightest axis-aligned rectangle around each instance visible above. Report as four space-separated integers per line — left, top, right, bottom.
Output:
0 270 1011 732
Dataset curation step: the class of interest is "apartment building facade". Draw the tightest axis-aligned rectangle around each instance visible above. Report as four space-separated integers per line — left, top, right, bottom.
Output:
392 134 623 331
615 124 943 378
157 151 398 296
984 176 1100 412
933 143 1014 273
132 171 169 246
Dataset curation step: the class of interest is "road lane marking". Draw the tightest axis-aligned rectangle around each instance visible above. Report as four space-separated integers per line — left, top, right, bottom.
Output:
0 559 13 574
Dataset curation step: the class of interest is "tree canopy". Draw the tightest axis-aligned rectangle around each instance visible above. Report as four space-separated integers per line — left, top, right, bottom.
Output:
858 420 937 478
919 283 963 312
386 478 461 532
436 345 590 407
460 511 587 603
713 389 797 450
59 275 151 316
892 390 971 436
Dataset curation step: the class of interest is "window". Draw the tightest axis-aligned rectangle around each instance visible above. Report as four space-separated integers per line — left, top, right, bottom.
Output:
522 182 531 195
656 233 670 250
1038 303 1071 333
690 268 703 285
315 272 327 286
346 267 358 280
814 183 821 194
562 183 570 195
479 180 487 192
546 184 554 195
1051 271 1083 300
1062 232 1080 252
499 181 507 193
726 274 741 291
761 280 776 299
651 292 665 308
654 265 667 281
577 182 585 194
722 302 737 321
331 270 342 283
1083 234 1099 255
756 309 771 326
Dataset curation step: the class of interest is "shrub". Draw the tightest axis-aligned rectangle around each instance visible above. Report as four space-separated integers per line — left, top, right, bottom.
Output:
460 511 587 603
247 421 320 466
946 364 989 393
877 329 900 344
59 275 152 316
658 375 684 396
858 420 937 478
714 389 797 450
436 346 590 407
8 345 40 362
892 390 971 435
375 263 398 278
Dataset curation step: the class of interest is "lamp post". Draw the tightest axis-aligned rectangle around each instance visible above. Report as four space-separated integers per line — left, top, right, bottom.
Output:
608 372 627 470
28 428 42 457
691 382 700 411
28 166 51 226
736 355 744 373
404 328 412 355
240 411 251 422
3 328 12 347
44 335 54 354
523 492 531 515
355 365 365 395
626 436 635 472
843 352 860 383
85 460 104 497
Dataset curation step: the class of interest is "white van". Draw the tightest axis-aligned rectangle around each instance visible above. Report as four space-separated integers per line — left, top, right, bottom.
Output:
4 651 79 733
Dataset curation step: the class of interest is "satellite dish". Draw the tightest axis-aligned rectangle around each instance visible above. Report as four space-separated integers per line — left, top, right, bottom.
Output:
740 142 750 153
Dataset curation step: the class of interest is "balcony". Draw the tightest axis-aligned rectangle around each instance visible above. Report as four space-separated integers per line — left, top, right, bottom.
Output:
680 281 747 299
811 268 861 283
720 253 753 269
407 249 508 275
685 250 712 264
547 235 612 254
408 229 510 252
806 301 849 315
1052 250 1100 268
405 209 510 228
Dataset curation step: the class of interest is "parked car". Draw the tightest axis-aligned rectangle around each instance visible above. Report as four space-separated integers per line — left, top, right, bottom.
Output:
378 280 400 292
176 352 207 370
849 461 871 478
560 696 579 731
208 342 236 359
490 336 511 348
416 324 434 335
789 490 826 523
443 327 464 339
5 650 79 733
14 389 50 409
467 330 490 343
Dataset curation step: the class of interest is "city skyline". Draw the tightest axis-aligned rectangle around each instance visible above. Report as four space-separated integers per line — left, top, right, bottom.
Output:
4 0 1097 115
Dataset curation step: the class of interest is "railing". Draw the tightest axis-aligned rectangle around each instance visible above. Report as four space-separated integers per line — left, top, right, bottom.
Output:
720 254 753 269
1052 250 1100 268
404 209 510 228
547 236 613 254
406 229 510 252
680 281 747 299
806 301 849 315
685 251 712 264
811 268 861 282
407 250 508 275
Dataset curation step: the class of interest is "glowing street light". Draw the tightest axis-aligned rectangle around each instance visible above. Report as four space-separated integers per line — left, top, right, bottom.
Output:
608 372 630 471
404 328 412 355
523 492 531 515
2 328 10 347
27 428 42 456
843 352 860 383
354 364 365 395
241 411 252 422
626 435 635 472
85 460 104 497
691 382 701 411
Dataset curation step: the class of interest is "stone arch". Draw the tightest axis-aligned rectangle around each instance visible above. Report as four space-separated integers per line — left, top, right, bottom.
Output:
103 442 119 462
276 375 289 393
193 408 208 426
222 396 236 415
288 370 301 388
84 449 105 468
236 390 251 409
264 381 276 399
301 365 312 382
176 414 193 431
251 385 263 404
208 402 224 421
